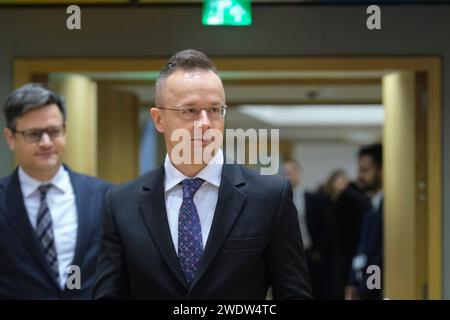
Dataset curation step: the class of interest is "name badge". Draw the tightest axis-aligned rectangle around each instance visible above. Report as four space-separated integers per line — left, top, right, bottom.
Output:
352 254 367 271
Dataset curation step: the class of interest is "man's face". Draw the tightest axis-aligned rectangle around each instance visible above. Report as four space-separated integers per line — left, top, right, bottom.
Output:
151 69 225 163
282 162 301 188
3 104 66 176
358 155 382 192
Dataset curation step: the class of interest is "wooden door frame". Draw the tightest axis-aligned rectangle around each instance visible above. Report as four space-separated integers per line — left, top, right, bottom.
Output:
14 56 442 299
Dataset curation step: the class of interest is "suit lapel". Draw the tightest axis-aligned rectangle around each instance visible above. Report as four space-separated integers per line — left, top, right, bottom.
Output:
0 169 60 289
190 163 247 289
67 169 93 270
138 166 188 289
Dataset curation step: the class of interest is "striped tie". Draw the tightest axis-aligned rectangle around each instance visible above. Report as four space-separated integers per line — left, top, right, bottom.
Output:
36 184 59 281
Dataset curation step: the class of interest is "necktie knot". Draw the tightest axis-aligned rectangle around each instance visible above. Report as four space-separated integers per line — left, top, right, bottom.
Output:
181 178 204 200
38 184 52 198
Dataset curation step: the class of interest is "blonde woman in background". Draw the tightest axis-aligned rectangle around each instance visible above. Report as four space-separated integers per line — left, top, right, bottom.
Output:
319 169 369 299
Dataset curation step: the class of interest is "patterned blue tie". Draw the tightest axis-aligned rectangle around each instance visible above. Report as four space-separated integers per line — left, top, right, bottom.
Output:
36 184 59 281
178 178 205 285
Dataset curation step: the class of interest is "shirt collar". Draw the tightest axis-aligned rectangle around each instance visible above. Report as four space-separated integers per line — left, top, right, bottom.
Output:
294 185 305 196
164 148 224 192
18 165 70 197
371 190 384 212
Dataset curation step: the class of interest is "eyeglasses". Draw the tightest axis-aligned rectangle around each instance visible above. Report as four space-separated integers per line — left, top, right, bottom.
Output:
11 125 66 143
156 105 227 120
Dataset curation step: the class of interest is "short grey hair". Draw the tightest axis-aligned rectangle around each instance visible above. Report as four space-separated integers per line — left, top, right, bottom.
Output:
155 49 219 107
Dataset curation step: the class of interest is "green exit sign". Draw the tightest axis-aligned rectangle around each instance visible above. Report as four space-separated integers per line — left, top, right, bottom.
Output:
202 0 252 26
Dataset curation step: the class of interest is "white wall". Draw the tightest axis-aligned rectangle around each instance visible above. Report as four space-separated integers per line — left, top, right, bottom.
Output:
292 143 361 191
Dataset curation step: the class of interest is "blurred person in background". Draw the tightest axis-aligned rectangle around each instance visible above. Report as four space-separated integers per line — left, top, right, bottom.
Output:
345 144 383 300
0 83 110 299
320 169 368 299
283 159 331 299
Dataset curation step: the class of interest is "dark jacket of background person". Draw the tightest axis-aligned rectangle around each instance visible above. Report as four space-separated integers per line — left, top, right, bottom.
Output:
328 184 369 299
0 167 110 299
303 191 333 299
348 197 383 300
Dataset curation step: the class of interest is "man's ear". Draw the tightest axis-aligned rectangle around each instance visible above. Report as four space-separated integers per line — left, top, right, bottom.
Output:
150 107 164 133
3 127 15 151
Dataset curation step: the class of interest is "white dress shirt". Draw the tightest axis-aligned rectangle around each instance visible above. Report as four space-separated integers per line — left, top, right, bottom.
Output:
164 148 223 254
18 166 78 289
371 190 384 213
293 186 313 250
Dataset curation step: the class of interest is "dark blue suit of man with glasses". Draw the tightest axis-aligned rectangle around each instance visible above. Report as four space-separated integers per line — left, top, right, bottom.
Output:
0 84 110 299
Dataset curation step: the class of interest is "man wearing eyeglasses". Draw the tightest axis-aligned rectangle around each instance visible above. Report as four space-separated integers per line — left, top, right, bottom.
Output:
0 83 110 299
94 49 312 300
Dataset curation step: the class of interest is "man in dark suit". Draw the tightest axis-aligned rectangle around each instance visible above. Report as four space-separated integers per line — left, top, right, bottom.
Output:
345 144 383 300
282 159 332 299
0 83 110 299
94 49 312 300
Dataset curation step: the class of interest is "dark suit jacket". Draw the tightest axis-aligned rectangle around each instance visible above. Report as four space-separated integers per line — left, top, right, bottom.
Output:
303 191 332 299
348 197 383 300
330 187 368 299
94 163 312 300
0 166 110 299
304 191 331 256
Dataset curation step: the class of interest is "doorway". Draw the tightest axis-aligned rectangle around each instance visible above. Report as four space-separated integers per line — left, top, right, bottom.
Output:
13 56 442 299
